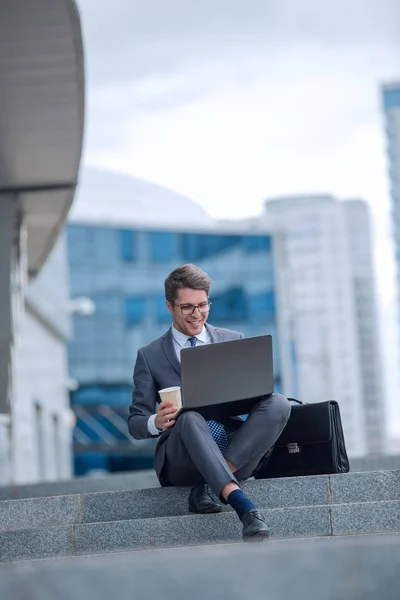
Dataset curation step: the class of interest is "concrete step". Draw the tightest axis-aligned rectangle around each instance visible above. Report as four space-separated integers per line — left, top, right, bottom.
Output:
0 470 399 533
0 470 399 563
1 499 400 563
1 500 400 563
2 457 399 501
2 534 399 600
0 470 159 500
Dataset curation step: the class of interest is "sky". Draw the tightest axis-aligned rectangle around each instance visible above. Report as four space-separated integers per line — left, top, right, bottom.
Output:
76 0 400 435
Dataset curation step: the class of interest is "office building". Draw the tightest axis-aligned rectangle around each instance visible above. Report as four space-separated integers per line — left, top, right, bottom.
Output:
382 81 400 348
0 0 84 484
343 200 386 454
10 238 74 482
66 169 293 475
260 195 385 457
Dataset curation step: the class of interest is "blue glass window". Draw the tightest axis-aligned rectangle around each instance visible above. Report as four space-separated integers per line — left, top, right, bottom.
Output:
93 227 118 265
211 287 248 322
248 290 276 316
66 225 92 265
118 229 136 262
71 385 131 407
92 293 121 316
124 297 147 325
149 232 179 262
242 235 271 253
180 234 241 261
156 296 171 323
383 88 400 109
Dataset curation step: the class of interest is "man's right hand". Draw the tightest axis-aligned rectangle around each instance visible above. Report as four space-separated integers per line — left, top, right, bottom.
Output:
155 400 178 431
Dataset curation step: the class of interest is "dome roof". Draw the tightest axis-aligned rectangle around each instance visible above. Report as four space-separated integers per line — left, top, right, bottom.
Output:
69 168 213 228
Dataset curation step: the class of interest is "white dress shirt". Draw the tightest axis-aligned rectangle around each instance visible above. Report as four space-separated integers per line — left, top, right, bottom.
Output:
147 325 211 435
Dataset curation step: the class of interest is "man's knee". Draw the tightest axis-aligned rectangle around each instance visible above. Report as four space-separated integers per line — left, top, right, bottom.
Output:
267 393 291 424
176 410 205 429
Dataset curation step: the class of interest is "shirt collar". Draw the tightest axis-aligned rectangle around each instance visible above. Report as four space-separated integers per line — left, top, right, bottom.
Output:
171 324 207 346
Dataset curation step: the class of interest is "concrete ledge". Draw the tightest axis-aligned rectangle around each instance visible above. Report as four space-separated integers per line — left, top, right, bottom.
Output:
2 471 400 533
0 505 331 562
330 470 400 504
0 495 81 532
75 506 331 555
0 527 73 563
0 470 159 500
2 466 399 501
0 475 330 531
82 476 330 524
332 501 400 535
1 498 399 563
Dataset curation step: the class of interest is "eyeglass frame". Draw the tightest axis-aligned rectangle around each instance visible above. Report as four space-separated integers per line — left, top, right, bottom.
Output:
173 300 212 315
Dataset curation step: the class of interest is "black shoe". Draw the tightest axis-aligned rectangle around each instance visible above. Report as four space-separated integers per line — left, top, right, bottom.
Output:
188 483 223 514
241 509 270 541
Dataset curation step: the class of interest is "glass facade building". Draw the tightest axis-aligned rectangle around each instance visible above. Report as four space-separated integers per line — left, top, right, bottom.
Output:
66 224 283 475
382 84 400 377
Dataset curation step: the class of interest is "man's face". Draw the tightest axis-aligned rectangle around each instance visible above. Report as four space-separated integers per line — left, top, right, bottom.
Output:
166 288 210 337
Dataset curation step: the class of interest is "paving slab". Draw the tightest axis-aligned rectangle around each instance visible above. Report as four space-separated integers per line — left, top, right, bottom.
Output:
1 534 400 600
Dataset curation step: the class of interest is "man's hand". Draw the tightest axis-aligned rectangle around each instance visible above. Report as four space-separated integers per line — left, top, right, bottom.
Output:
155 401 178 431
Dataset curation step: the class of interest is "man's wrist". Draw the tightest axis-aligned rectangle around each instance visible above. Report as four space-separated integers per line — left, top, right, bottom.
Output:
147 414 161 436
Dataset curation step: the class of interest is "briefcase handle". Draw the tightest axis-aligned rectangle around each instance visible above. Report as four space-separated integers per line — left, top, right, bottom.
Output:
288 398 303 405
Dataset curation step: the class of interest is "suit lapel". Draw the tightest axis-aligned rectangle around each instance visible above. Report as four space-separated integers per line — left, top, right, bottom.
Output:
161 328 181 376
206 323 222 343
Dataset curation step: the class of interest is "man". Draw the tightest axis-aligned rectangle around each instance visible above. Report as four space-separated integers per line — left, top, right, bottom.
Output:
128 264 291 541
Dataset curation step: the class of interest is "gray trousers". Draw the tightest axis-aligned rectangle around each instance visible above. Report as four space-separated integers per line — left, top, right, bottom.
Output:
163 393 291 498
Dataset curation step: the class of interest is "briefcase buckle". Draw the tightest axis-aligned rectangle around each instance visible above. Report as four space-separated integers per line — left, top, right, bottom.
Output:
287 443 301 454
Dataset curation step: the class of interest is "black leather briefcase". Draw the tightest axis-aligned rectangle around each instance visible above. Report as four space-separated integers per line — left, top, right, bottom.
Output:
253 399 350 479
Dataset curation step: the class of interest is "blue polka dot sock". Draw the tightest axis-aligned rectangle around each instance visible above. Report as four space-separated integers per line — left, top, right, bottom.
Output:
227 489 256 521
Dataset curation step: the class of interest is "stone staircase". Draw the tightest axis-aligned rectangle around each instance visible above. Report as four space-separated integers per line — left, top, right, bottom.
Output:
0 469 399 564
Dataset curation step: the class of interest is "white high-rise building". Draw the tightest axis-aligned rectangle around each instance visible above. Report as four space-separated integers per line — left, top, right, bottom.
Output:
382 82 400 348
260 195 384 457
342 200 386 454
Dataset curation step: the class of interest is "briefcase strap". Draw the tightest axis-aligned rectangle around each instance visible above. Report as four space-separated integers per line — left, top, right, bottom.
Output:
288 398 303 405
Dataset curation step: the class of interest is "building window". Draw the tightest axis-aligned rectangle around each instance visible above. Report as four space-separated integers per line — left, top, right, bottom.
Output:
53 415 61 478
71 385 132 407
156 296 171 323
66 225 92 265
242 235 271 253
180 234 241 261
149 231 179 262
383 88 400 110
211 287 248 322
35 402 46 480
249 290 276 316
118 229 136 262
124 297 147 326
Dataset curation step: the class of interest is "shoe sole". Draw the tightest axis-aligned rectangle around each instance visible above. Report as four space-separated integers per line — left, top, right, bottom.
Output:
243 530 271 542
188 505 223 514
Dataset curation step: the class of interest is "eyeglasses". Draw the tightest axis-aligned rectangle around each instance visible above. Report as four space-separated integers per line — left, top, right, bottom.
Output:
174 301 212 316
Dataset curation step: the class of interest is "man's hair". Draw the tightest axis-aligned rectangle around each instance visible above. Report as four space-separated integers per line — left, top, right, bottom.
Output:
164 264 212 304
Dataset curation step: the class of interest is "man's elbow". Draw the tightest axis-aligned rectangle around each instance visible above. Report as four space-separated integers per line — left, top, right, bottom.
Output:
127 416 148 441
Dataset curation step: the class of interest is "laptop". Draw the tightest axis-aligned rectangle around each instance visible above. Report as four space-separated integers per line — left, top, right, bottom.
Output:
179 334 274 421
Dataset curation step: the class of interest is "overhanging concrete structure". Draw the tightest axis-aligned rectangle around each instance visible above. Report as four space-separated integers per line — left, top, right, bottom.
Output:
0 0 84 425
0 0 84 277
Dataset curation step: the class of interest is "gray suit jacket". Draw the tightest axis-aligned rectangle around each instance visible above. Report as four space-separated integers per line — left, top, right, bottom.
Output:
128 323 243 484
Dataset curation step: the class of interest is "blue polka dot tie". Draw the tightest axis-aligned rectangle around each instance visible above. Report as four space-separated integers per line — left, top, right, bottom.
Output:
188 336 229 454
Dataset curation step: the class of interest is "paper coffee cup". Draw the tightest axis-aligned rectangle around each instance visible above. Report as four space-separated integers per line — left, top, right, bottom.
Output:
158 386 182 410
